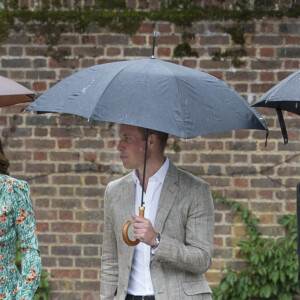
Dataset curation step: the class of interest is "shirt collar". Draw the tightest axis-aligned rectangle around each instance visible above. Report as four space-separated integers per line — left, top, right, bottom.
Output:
132 156 169 186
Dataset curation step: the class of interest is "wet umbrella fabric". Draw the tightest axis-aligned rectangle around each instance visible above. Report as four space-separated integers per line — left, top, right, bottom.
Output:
253 69 300 144
26 58 268 138
0 75 35 107
253 70 300 288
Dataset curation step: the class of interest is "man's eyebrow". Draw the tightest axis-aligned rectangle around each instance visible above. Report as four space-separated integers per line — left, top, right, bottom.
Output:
120 133 130 138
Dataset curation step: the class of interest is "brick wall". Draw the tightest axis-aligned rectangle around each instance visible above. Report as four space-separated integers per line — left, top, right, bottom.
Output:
1 8 300 300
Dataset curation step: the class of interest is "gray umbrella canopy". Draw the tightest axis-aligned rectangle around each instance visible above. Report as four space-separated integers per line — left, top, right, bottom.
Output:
27 58 268 138
253 70 300 144
0 75 35 107
253 70 300 115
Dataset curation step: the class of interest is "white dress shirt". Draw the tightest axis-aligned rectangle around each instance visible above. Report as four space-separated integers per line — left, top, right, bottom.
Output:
127 157 169 296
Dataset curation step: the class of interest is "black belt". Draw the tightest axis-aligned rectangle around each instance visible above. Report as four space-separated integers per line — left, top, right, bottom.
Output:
126 294 155 300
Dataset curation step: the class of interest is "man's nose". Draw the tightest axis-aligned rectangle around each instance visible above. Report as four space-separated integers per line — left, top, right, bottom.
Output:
117 140 123 151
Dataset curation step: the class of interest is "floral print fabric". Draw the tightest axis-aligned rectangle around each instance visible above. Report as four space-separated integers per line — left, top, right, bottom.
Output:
0 175 41 300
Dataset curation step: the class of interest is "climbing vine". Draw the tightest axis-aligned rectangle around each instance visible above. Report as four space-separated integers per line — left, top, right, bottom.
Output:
212 192 299 300
0 0 300 65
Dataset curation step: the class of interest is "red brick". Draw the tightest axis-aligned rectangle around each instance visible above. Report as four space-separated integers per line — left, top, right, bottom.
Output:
82 35 96 44
36 222 49 232
259 190 273 200
49 58 79 69
58 235 74 244
285 202 296 212
25 163 55 173
182 59 197 68
25 139 55 149
74 47 103 57
50 152 80 161
84 223 98 232
137 23 154 33
52 269 81 279
34 128 48 137
260 23 274 33
52 222 81 232
59 211 74 220
82 59 96 68
250 83 274 93
10 70 25 79
157 47 171 57
200 35 230 45
97 59 126 64
285 60 299 69
59 69 74 79
33 152 47 161
84 200 100 209
234 178 248 188
106 47 121 56
286 36 300 44
83 270 98 280
208 142 223 151
260 72 275 81
131 35 146 45
35 210 58 220
85 176 98 185
32 81 47 91
58 139 73 148
260 48 275 57
214 237 223 247
157 23 172 33
150 35 180 45
83 152 97 162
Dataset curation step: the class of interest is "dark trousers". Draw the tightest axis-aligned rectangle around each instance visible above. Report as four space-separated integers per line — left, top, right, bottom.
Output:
125 294 155 300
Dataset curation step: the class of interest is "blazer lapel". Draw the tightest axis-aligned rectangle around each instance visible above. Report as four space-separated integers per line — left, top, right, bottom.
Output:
121 175 135 219
120 174 136 241
154 162 179 234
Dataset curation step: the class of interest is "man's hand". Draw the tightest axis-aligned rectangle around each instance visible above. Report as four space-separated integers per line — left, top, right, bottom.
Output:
132 213 158 246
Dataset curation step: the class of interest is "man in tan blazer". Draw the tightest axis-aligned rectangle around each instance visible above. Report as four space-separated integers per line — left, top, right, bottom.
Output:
100 124 214 300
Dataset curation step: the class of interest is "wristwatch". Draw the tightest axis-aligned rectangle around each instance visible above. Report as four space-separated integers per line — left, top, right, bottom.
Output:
152 233 160 249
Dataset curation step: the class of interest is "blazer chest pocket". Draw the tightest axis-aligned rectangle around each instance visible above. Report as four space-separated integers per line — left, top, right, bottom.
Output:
182 281 212 295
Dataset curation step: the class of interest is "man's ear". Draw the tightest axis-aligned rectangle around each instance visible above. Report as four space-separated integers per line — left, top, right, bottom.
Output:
148 133 156 146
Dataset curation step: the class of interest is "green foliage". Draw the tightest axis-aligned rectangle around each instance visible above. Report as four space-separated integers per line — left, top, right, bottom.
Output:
1 1 300 64
15 243 50 300
212 47 248 68
212 192 300 300
34 272 50 300
169 137 181 152
173 42 198 58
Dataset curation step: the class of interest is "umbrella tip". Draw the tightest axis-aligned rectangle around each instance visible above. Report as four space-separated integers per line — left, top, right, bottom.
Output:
151 31 156 58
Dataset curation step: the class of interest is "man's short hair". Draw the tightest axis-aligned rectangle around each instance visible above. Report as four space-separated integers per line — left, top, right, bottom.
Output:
138 127 169 151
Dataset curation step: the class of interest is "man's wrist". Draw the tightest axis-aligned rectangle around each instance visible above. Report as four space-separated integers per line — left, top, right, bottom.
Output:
151 233 160 248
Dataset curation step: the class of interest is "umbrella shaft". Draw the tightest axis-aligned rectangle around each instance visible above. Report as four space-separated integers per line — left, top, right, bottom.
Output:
141 129 149 207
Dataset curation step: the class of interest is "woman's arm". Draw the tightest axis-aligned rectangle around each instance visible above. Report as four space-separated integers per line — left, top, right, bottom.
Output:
11 180 41 300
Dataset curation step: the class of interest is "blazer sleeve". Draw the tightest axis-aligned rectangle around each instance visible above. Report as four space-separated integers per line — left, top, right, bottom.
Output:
151 180 214 275
100 183 119 300
11 180 41 300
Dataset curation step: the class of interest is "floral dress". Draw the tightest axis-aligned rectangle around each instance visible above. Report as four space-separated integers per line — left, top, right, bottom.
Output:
0 175 41 300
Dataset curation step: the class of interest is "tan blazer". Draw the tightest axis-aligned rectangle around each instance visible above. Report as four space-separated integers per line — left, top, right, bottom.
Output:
100 161 214 300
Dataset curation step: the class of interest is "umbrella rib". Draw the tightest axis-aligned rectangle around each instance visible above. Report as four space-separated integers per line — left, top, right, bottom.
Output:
89 59 147 119
154 60 189 137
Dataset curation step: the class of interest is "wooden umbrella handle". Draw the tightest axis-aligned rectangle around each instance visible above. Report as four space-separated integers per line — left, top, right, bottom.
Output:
122 206 144 246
